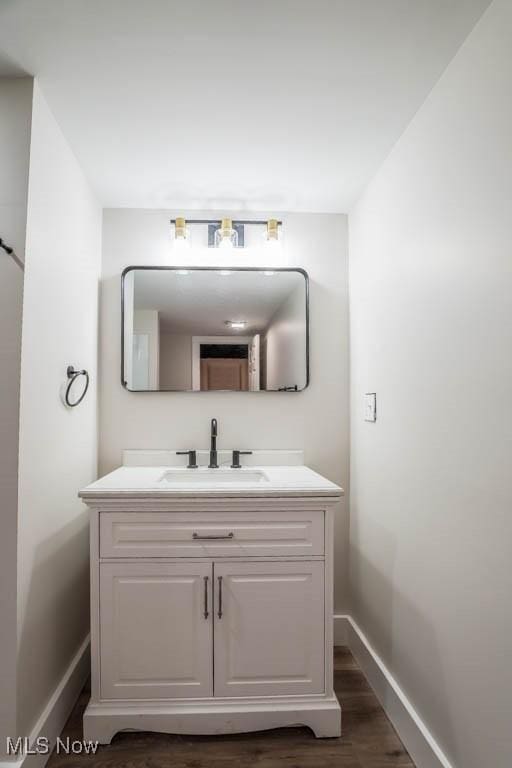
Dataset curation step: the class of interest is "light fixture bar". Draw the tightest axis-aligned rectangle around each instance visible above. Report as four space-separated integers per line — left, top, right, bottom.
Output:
170 218 282 226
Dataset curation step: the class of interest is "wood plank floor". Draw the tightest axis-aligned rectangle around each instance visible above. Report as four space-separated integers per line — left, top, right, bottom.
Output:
47 647 415 768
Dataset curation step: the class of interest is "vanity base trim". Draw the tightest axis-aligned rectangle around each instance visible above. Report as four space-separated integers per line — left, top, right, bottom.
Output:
83 695 342 743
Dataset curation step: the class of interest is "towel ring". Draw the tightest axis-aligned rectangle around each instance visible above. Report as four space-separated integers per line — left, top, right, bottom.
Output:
65 366 89 407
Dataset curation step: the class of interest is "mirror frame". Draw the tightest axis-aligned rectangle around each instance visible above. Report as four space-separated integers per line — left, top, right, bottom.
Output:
121 265 310 392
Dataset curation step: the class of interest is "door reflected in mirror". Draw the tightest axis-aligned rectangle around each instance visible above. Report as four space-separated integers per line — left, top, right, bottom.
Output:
122 267 309 392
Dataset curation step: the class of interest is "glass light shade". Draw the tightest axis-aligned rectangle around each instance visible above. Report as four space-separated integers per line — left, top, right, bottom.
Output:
174 217 190 248
264 218 280 249
214 218 238 249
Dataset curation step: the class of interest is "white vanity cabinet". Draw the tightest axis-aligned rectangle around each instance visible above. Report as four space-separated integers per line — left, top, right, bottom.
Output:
99 561 213 699
80 472 342 743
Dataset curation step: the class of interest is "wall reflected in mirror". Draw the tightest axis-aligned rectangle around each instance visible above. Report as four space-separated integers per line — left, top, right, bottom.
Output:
122 267 309 392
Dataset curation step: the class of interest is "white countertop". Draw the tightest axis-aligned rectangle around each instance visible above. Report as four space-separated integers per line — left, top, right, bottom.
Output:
79 465 344 500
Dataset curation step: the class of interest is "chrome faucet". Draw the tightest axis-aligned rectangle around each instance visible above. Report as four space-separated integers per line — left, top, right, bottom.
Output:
209 418 219 468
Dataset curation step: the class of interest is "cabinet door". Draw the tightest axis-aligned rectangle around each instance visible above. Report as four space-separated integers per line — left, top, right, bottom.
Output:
214 561 324 698
100 562 212 699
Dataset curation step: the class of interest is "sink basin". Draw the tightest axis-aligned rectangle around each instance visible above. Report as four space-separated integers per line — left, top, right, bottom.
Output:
160 469 269 485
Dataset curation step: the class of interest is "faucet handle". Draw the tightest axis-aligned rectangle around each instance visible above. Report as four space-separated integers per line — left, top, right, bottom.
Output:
231 450 253 469
176 450 198 469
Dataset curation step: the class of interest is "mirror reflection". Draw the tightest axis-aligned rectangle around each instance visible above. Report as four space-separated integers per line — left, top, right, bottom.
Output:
122 268 309 392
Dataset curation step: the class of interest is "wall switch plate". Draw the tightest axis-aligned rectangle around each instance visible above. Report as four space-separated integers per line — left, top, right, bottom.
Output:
364 393 377 422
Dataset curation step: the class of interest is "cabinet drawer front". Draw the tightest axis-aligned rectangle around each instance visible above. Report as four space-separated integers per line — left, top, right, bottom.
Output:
100 511 324 558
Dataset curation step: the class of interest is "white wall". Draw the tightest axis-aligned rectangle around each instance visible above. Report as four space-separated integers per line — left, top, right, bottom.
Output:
265 282 307 390
159 333 192 390
100 209 350 609
16 81 102 738
349 2 512 766
0 76 32 760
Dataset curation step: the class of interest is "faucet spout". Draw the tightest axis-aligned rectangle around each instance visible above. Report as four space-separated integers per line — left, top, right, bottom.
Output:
209 418 219 468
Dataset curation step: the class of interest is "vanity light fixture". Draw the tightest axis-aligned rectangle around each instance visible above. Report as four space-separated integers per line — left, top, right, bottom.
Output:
170 218 282 250
225 320 247 329
214 218 238 250
174 217 190 248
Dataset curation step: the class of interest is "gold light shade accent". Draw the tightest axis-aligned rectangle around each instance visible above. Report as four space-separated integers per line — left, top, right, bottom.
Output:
266 218 280 243
267 219 279 239
220 218 233 236
175 217 187 239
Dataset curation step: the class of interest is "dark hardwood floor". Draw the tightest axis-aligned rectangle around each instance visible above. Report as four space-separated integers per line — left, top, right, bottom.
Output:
47 647 415 768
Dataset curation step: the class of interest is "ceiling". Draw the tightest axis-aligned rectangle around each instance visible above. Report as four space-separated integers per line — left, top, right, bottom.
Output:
0 0 490 212
133 268 304 334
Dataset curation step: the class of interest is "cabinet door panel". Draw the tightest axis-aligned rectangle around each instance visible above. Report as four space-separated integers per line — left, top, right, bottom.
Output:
214 561 324 698
100 562 212 699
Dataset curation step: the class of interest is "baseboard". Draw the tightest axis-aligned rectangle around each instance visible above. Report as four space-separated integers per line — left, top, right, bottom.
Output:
0 636 90 768
334 615 453 768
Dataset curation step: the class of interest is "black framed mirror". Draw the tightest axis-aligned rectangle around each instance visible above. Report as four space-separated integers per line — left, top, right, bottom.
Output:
121 266 309 392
